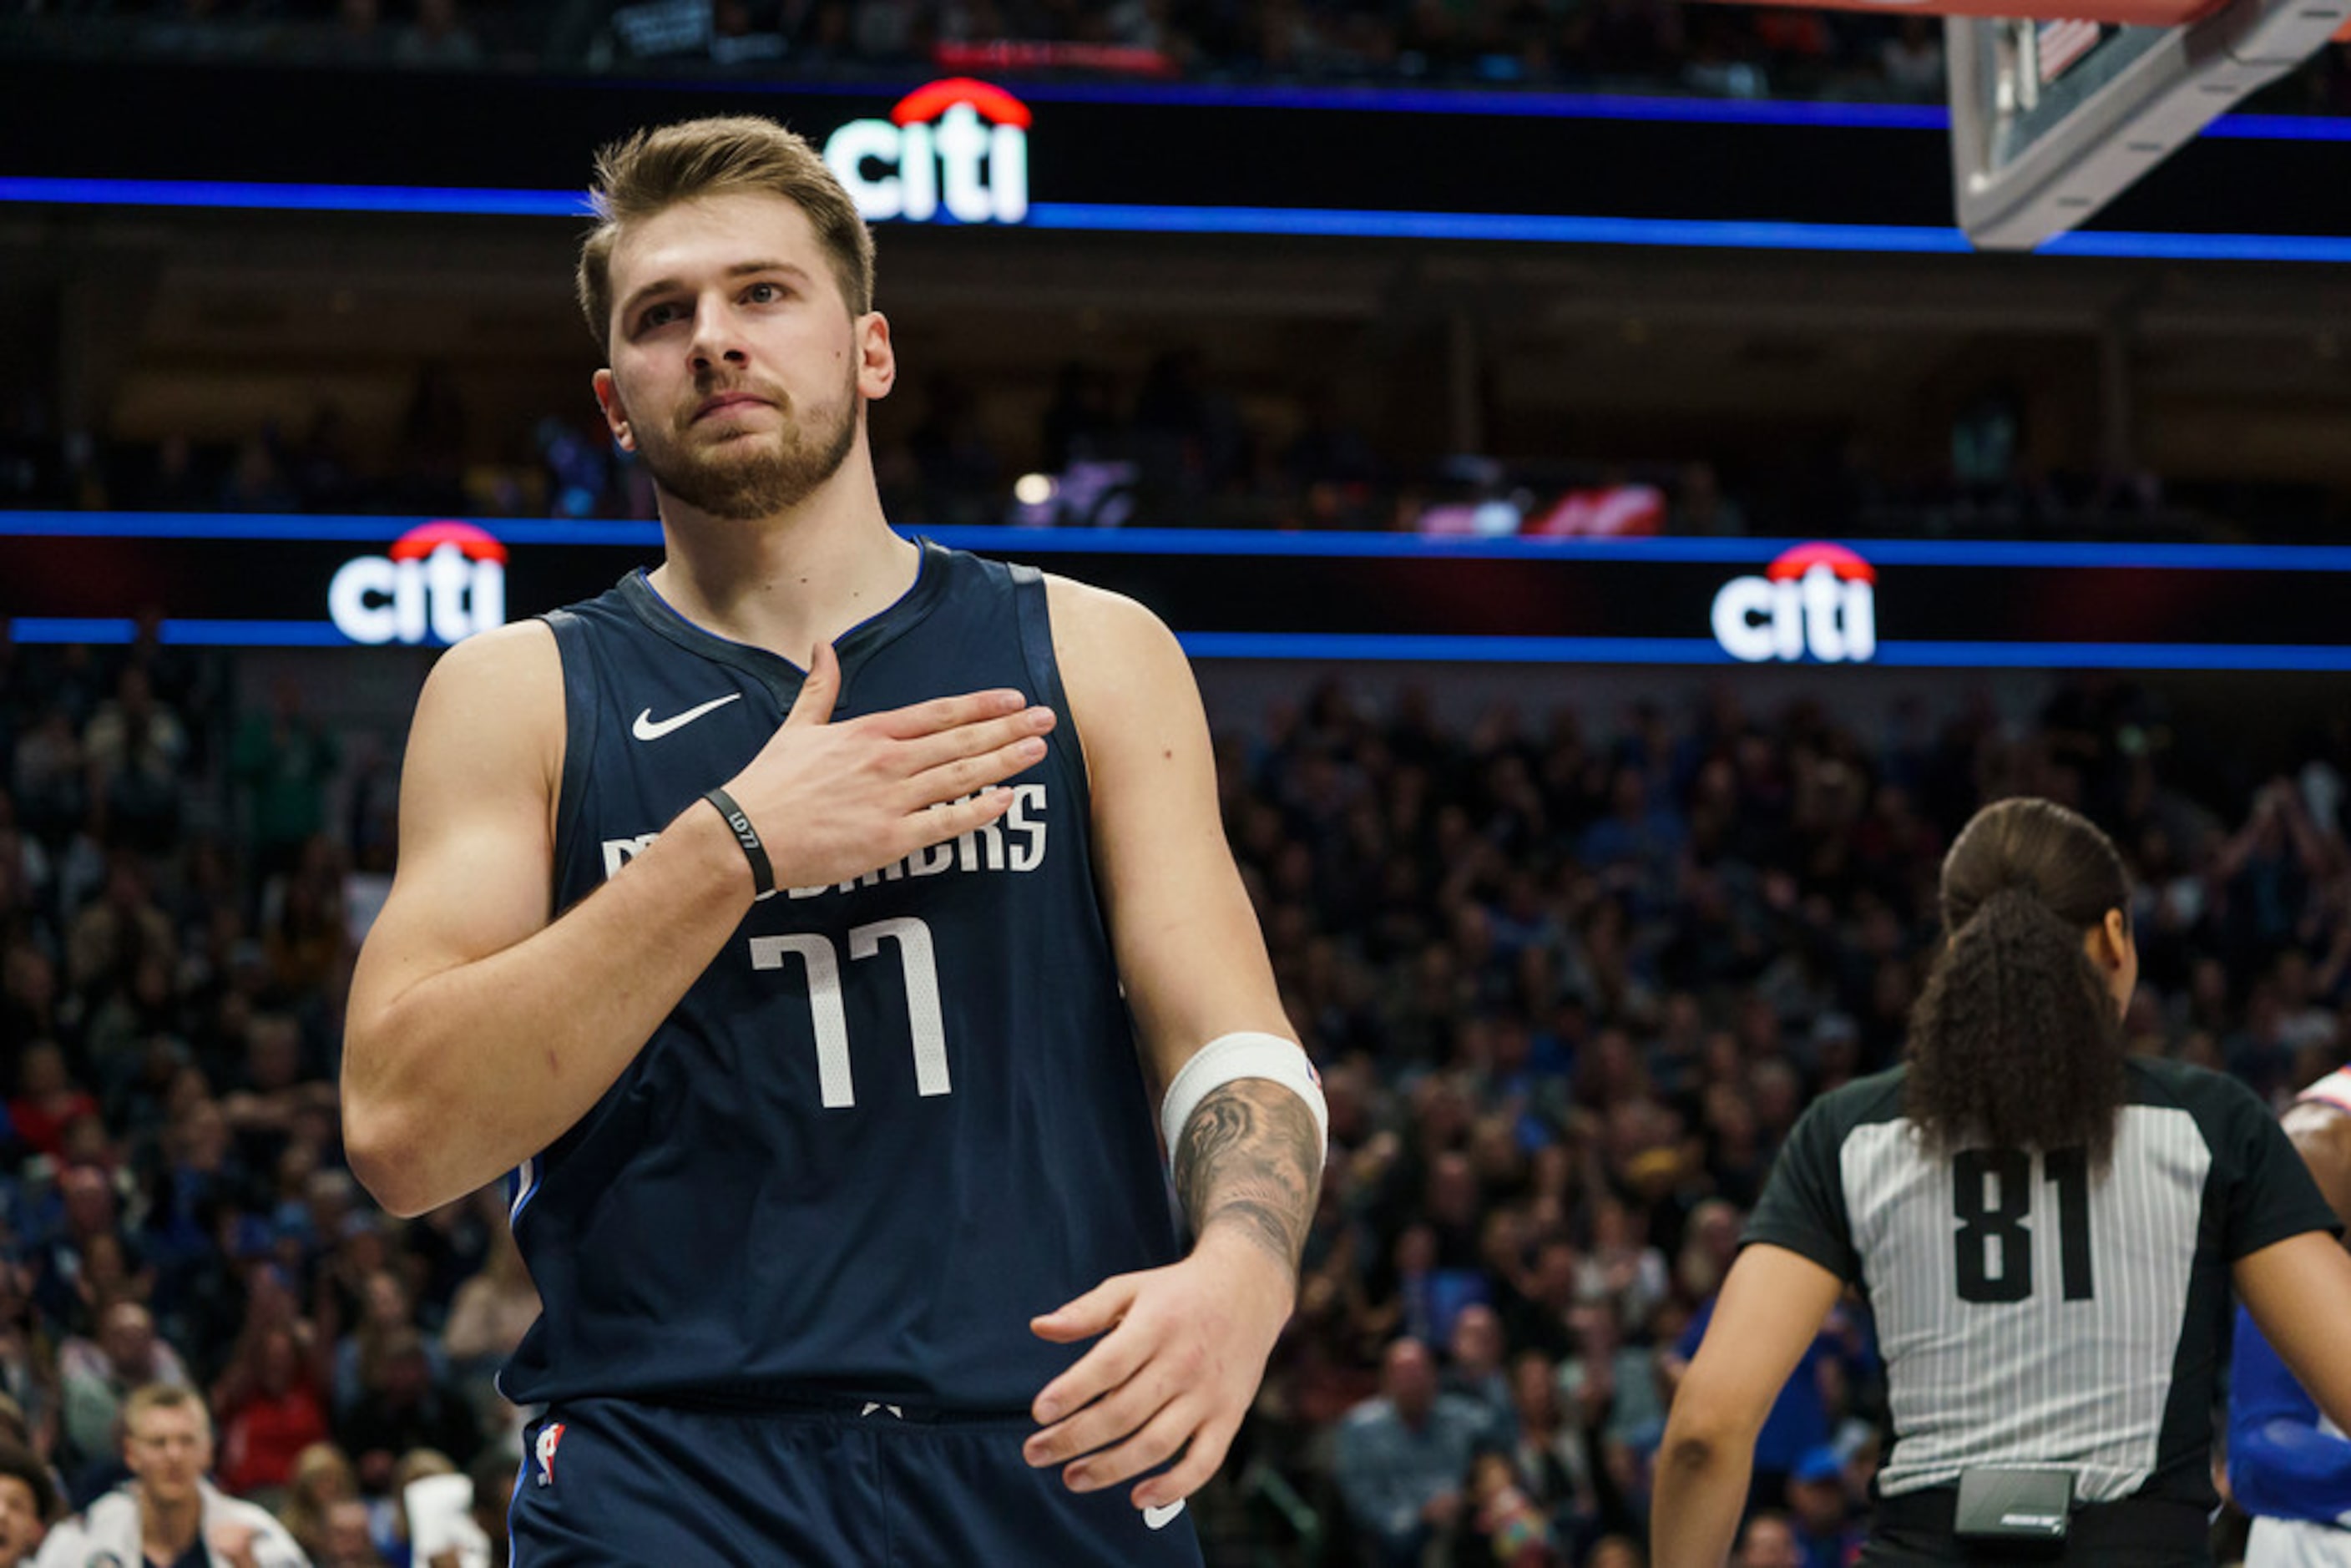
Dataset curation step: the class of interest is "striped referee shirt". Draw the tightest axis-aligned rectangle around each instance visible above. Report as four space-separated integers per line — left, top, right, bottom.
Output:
1745 1058 2336 1506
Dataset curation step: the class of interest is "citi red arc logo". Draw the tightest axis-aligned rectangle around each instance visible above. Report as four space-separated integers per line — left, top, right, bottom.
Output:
328 520 508 646
1711 542 1878 663
889 78 1032 130
824 78 1031 225
1764 541 1874 585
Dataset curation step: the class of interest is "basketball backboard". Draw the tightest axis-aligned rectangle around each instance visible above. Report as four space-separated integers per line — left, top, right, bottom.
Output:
1949 0 2351 250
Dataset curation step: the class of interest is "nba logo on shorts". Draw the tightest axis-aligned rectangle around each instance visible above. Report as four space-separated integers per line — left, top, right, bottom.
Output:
535 1422 567 1487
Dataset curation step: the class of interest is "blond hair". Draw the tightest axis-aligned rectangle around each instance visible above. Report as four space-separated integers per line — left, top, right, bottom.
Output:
121 1383 209 1440
576 115 876 353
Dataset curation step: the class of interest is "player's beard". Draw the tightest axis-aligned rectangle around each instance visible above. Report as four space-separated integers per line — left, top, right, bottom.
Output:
635 362 861 522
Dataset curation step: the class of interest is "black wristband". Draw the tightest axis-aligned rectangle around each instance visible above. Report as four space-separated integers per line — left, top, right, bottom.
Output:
702 786 776 901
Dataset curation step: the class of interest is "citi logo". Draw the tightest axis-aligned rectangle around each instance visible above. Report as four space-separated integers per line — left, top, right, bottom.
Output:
328 520 508 646
1710 542 1877 664
823 78 1030 225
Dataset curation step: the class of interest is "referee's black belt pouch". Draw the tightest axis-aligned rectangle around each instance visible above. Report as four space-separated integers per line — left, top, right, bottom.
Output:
1954 1469 2073 1545
1879 1479 2209 1557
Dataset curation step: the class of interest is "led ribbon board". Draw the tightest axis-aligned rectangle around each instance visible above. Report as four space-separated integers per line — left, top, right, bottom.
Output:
2 63 2348 255
10 515 2351 671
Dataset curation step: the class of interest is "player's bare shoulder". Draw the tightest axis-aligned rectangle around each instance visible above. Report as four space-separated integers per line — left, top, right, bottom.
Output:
422 615 560 690
1042 574 1214 825
402 618 567 828
1041 574 1193 720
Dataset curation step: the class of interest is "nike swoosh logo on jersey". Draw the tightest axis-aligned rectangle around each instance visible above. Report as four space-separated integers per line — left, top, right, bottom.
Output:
1142 1500 1186 1531
632 694 744 741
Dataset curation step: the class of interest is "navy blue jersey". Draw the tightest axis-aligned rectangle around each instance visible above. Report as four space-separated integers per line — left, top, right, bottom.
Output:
499 542 1180 1412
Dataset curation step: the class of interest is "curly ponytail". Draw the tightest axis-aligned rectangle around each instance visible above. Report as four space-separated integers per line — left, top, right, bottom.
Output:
1905 798 2131 1167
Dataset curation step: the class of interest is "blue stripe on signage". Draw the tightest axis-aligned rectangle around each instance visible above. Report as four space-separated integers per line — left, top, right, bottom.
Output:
15 513 2351 574
1024 202 1980 253
1178 633 2351 670
12 618 360 647
1179 633 1741 663
0 511 665 546
6 179 2347 260
0 176 593 216
15 615 2351 670
2037 230 2351 263
1870 641 2351 671
917 528 2351 572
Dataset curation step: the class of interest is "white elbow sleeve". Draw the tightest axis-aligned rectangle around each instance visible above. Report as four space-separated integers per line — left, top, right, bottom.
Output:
1160 1030 1329 1176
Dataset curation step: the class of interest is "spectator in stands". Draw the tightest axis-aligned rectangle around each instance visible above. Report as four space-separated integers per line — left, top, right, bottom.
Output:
0 1440 53 1567
1465 1448 1564 1566
9 712 85 851
330 1269 443 1424
410 1446 513 1568
259 844 348 1010
213 1325 329 1505
332 1332 479 1499
386 1448 467 1560
0 1273 58 1464
28 1166 133 1338
33 1383 306 1567
8 1051 97 1169
276 1443 357 1565
1504 1237 1584 1363
1558 1302 1666 1490
220 1014 336 1176
1578 1196 1669 1335
83 669 188 857
232 683 339 897
438 1228 537 1413
1332 1337 1489 1567
311 1496 384 1568
1442 1302 1513 1439
1585 1535 1644 1568
1503 1348 1621 1555
1782 1444 1863 1567
58 1300 190 1473
65 854 176 1017
1732 1509 1807 1568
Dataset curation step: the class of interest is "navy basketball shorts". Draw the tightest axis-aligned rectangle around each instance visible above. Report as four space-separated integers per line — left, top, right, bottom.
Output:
511 1399 1208 1566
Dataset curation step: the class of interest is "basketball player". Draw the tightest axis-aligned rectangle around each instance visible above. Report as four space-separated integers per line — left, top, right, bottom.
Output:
339 116 1323 1565
2229 1065 2351 1568
1651 798 2351 1566
0 1441 52 1568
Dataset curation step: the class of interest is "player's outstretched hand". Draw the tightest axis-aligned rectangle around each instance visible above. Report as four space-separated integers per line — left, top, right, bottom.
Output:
722 640 1057 892
1022 1230 1295 1513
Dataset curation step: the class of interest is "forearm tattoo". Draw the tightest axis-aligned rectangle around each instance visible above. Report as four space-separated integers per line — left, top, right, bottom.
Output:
1173 1079 1322 1275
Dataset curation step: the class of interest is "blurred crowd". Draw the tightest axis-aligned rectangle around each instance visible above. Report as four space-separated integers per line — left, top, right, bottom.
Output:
1 628 2346 1565
3 0 2348 116
7 355 2313 546
0 632 515 1566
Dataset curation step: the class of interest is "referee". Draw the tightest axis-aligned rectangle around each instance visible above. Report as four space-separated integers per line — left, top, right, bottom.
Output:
1653 797 2351 1565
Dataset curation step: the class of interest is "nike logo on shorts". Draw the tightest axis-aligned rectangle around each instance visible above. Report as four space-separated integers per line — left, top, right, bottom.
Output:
1142 1500 1186 1530
632 694 743 741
